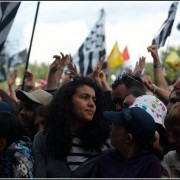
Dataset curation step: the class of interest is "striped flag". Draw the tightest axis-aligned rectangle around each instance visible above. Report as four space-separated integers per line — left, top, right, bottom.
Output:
152 1 178 48
72 9 106 76
8 49 27 69
0 54 6 82
0 2 21 54
177 22 180 31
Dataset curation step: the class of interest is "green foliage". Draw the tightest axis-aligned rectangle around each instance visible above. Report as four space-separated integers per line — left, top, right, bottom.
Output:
0 62 50 91
145 62 154 81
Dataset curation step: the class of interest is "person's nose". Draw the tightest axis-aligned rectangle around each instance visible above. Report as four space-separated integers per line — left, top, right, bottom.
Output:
88 98 95 107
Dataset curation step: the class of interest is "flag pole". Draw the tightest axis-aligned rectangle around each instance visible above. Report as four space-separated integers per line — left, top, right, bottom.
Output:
21 1 40 90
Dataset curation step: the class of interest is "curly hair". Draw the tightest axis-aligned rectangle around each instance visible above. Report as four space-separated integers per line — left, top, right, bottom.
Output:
45 76 110 158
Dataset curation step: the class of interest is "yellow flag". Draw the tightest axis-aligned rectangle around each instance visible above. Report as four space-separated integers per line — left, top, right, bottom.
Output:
165 51 180 69
108 41 124 68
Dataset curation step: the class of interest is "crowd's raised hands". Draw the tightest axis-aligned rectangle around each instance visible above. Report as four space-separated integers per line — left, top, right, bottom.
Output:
132 56 146 76
46 52 72 90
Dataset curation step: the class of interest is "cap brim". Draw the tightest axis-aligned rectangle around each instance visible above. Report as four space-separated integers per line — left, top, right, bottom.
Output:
16 90 41 104
103 111 124 124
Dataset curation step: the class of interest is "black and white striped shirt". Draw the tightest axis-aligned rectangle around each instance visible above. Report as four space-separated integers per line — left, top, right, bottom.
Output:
66 135 111 172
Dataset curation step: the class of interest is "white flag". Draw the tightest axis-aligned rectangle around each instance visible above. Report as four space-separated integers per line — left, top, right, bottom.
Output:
72 9 106 76
152 2 178 48
0 2 21 53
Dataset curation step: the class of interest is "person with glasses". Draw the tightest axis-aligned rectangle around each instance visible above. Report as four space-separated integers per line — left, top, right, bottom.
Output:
111 73 146 111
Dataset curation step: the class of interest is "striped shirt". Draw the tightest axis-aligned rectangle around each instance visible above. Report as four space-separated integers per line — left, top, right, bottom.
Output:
66 136 111 172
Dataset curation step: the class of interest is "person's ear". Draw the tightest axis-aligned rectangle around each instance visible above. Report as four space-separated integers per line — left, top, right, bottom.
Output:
126 133 133 144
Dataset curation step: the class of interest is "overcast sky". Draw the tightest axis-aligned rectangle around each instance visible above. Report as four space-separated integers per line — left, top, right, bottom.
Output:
6 1 180 68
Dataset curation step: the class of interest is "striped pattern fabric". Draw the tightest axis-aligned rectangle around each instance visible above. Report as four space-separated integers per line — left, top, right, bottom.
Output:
0 2 21 54
152 2 178 48
0 54 6 82
72 9 106 76
8 49 27 69
66 136 111 172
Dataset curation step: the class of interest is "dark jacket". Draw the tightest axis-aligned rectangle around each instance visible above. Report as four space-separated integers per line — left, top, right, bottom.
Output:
94 149 162 178
33 131 100 178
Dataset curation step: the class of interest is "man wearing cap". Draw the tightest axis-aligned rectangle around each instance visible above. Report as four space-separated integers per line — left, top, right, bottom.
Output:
94 107 161 178
16 89 53 141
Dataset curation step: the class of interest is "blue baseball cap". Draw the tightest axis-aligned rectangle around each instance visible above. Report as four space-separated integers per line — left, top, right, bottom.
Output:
103 107 156 146
0 101 13 113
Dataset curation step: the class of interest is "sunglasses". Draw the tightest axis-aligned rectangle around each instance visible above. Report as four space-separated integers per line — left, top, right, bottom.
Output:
117 73 143 84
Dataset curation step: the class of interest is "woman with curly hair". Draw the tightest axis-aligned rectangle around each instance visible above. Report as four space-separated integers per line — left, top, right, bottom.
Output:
33 76 111 178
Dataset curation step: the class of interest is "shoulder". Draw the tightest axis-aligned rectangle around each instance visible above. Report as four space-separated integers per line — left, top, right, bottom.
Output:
33 131 46 145
33 131 47 154
7 137 34 178
161 150 177 166
8 136 32 154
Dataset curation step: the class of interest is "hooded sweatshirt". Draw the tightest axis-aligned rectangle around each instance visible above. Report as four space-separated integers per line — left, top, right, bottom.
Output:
95 149 162 178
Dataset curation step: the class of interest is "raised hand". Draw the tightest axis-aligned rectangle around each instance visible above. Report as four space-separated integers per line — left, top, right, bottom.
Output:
8 69 18 87
147 45 160 63
50 52 72 73
133 56 146 76
92 56 105 86
24 70 35 89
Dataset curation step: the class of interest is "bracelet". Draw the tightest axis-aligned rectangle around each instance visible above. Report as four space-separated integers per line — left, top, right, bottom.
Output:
153 64 162 68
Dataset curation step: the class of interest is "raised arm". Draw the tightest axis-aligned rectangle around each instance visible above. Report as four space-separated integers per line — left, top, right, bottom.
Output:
147 45 169 91
7 69 18 101
46 52 71 90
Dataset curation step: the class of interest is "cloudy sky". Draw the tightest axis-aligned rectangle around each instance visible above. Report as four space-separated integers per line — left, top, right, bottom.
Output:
6 1 180 68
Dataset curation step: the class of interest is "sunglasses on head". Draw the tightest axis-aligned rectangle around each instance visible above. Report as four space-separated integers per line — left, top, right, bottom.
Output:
117 73 143 84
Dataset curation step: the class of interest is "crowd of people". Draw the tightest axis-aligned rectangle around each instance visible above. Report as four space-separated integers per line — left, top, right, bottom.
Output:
0 45 179 178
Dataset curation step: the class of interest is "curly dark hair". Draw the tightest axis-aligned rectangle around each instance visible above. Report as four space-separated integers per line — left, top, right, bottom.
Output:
45 76 110 158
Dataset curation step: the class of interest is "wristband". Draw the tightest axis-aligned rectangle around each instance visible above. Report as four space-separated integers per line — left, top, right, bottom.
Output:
153 64 162 68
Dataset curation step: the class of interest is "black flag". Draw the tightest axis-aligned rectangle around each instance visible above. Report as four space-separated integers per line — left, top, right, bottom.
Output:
72 9 106 76
0 2 21 54
8 49 27 69
0 54 6 82
152 2 178 48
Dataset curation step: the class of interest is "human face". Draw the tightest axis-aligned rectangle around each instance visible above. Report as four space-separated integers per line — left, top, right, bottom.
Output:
112 84 127 111
72 85 96 121
167 123 180 154
167 90 180 112
110 124 129 149
18 103 39 131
